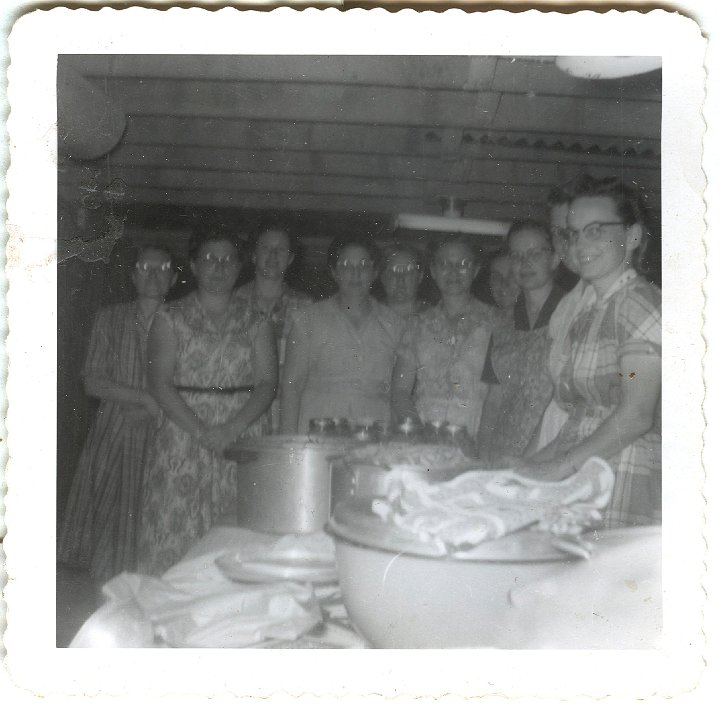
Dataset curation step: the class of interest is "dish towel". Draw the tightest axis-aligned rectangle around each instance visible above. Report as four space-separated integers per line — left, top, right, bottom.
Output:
371 457 615 554
70 533 328 648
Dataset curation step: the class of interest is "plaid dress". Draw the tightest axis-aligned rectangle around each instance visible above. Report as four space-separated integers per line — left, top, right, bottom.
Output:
553 269 661 527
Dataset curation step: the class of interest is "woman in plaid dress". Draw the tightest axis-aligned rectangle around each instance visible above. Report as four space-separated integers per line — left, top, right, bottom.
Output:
522 176 661 528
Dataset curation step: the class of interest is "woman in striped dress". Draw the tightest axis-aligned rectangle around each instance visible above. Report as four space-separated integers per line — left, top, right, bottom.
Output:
58 245 177 584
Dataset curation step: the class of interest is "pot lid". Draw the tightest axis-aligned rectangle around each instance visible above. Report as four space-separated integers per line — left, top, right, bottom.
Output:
327 498 573 562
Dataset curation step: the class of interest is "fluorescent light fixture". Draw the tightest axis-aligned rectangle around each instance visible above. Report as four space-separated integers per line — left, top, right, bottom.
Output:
393 213 510 237
555 56 661 79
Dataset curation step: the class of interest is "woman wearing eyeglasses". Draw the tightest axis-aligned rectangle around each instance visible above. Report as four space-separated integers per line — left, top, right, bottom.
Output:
379 242 428 317
137 229 277 574
477 221 566 464
391 235 501 437
280 234 403 434
520 175 661 528
59 244 177 584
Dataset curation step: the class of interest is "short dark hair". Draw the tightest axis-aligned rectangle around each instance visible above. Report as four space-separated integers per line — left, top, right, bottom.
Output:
326 233 382 270
566 174 651 274
188 225 246 263
506 219 553 250
249 219 300 257
429 234 479 263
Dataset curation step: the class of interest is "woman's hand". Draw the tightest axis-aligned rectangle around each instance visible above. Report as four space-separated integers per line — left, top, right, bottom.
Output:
200 422 241 454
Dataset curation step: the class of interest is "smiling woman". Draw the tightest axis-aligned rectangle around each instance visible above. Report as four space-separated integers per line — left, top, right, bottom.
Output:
521 176 661 529
137 228 278 575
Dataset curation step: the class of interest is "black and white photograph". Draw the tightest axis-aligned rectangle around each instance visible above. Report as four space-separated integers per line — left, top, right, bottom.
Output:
3 7 711 702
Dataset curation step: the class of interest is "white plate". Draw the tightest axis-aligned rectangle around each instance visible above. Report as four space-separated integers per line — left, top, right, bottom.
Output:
216 553 338 584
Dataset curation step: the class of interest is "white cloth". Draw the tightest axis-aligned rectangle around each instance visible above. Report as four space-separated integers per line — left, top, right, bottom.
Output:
504 525 662 649
70 527 331 648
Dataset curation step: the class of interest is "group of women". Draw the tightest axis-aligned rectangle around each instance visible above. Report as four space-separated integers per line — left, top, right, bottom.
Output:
59 173 662 583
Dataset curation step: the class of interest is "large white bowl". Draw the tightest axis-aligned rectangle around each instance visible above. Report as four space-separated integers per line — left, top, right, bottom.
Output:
328 501 575 648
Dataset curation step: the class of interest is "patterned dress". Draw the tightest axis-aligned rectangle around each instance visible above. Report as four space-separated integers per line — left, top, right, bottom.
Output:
58 302 156 583
286 296 403 433
234 282 312 432
397 299 500 436
552 269 661 527
137 292 269 575
481 285 566 463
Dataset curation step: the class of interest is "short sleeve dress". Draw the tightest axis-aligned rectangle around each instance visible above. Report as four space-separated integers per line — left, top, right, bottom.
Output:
397 299 500 436
58 302 156 583
481 285 566 463
287 296 403 433
137 292 270 575
552 269 662 528
234 282 312 431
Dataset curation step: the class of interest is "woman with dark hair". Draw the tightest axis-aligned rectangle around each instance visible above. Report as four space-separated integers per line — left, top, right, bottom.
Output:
137 228 277 574
477 221 565 464
521 175 661 528
378 241 428 317
487 248 520 315
234 222 311 431
280 233 402 433
58 243 177 584
391 235 501 436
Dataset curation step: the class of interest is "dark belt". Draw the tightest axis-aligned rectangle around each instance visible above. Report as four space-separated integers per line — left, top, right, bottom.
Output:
176 385 254 394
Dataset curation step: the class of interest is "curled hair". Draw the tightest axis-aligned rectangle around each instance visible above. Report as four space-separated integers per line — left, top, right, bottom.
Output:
505 219 553 250
188 224 246 263
248 218 301 258
567 174 652 274
326 233 382 270
380 241 425 273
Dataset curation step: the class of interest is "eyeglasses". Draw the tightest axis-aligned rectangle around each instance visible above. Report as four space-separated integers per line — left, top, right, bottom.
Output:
136 261 172 273
385 263 421 275
559 221 627 244
199 253 241 267
335 259 374 273
433 257 474 273
256 245 290 257
509 247 552 264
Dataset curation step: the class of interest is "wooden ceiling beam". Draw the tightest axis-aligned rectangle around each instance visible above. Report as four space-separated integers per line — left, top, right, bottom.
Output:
99 77 501 129
102 143 660 193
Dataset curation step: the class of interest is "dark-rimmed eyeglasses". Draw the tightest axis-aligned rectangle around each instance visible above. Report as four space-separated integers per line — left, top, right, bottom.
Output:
199 253 241 267
509 247 552 264
433 257 474 273
335 259 374 273
385 263 422 275
558 221 627 244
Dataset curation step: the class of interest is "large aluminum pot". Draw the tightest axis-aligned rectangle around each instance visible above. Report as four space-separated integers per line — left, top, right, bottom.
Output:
225 435 357 535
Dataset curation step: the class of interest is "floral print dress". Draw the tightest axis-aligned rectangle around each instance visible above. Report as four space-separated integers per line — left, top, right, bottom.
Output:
397 299 500 436
137 292 269 575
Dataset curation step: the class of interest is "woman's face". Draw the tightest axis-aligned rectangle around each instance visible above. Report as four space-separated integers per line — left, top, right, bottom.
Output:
508 227 558 293
549 202 580 275
191 239 243 295
489 254 519 309
566 196 640 293
253 229 293 282
132 247 176 300
381 250 423 306
331 244 377 297
430 242 480 298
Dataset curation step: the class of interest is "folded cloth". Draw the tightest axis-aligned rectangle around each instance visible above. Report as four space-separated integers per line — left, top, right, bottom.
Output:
371 457 615 554
70 533 327 648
